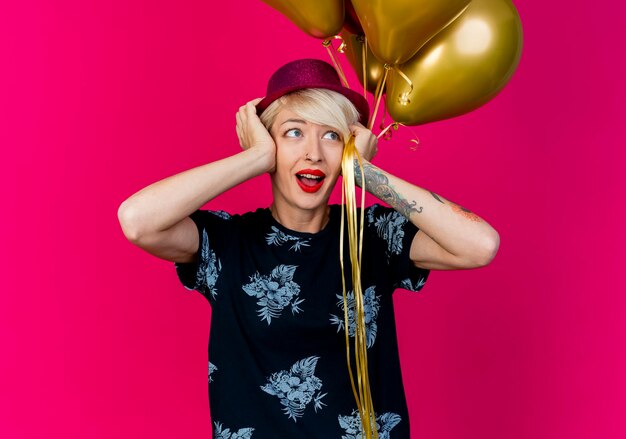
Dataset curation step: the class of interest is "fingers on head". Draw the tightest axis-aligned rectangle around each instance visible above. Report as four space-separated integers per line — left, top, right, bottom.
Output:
245 101 259 118
237 99 264 138
235 122 245 147
350 122 364 130
238 106 248 124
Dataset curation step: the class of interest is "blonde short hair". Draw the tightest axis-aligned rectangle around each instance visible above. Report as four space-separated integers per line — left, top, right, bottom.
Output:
259 88 361 142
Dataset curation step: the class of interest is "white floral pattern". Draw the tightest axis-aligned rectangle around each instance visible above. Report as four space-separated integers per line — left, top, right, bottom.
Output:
241 264 305 325
196 228 221 300
209 361 218 383
397 276 427 292
329 286 381 348
209 210 232 220
213 421 254 439
265 226 311 252
260 356 327 422
367 205 407 258
338 409 402 439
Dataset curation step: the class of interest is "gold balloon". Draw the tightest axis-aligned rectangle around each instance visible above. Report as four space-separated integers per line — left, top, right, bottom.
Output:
351 0 471 65
340 29 386 94
386 0 523 126
260 0 344 39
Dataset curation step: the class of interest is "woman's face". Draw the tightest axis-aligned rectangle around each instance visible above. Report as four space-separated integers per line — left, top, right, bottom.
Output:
269 106 345 213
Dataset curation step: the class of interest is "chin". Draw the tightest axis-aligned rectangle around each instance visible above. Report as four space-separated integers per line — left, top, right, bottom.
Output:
291 192 331 211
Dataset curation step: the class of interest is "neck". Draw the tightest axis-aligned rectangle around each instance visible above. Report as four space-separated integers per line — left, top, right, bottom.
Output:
269 201 330 233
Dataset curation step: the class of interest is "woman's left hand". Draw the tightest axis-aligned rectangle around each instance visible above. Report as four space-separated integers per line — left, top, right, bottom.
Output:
349 123 378 163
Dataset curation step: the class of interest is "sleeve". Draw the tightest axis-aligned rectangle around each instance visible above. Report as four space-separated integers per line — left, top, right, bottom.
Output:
364 204 430 293
173 209 233 303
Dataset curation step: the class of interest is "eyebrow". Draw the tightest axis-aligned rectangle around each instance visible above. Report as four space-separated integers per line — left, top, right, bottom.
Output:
280 118 307 126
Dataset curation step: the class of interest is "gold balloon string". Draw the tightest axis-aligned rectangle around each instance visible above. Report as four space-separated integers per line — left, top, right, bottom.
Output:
367 64 390 131
340 138 363 414
378 121 399 141
340 135 380 439
360 35 368 100
391 65 413 106
344 139 377 439
377 120 421 150
340 144 364 424
378 104 394 141
338 179 358 411
375 97 418 147
322 38 350 89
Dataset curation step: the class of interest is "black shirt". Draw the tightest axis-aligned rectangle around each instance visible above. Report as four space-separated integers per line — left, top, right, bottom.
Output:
174 203 430 439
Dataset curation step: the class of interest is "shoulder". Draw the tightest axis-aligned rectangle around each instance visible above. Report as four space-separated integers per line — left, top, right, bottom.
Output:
188 208 244 236
237 207 270 224
206 209 233 221
191 208 234 222
229 207 273 236
195 208 266 224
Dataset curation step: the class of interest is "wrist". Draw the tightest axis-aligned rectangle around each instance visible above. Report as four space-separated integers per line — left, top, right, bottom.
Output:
242 146 274 176
352 157 369 188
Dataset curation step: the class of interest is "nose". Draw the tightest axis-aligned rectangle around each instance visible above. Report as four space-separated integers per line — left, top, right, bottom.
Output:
304 137 323 163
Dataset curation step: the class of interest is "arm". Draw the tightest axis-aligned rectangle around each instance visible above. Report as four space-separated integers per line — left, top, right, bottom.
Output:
118 98 273 241
351 124 500 270
118 146 268 240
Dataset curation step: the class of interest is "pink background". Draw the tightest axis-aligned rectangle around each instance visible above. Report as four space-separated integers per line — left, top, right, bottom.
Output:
2 0 625 438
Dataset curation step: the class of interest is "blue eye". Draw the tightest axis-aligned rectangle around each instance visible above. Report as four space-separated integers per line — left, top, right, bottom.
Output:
324 131 341 141
285 128 302 137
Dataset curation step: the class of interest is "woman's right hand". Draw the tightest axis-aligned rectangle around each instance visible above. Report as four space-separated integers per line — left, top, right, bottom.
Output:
236 97 276 173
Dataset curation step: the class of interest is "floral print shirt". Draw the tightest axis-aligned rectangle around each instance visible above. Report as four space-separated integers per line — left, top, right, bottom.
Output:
174 204 430 439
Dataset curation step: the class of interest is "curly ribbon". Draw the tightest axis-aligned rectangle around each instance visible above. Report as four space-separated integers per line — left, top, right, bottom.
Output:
379 121 398 141
378 103 394 141
340 135 379 439
392 65 413 106
367 64 390 131
372 96 418 147
378 121 421 150
323 37 350 89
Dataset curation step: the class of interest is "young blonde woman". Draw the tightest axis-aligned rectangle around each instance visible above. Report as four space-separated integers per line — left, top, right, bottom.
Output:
118 59 500 439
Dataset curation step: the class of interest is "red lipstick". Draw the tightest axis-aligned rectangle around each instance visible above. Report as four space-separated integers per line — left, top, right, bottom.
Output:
295 169 326 193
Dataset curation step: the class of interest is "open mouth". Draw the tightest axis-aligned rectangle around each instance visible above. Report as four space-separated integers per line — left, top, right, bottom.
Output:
295 169 326 193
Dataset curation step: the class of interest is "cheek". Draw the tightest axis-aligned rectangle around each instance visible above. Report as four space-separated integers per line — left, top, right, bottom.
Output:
326 148 344 173
274 144 299 174
273 141 287 162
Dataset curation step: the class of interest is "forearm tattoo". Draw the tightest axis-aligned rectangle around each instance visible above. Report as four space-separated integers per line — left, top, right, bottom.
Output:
431 187 482 221
430 191 445 203
354 159 422 218
437 194 482 222
354 159 483 222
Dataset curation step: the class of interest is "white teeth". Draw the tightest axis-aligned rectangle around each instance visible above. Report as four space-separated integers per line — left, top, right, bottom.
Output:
298 173 323 180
